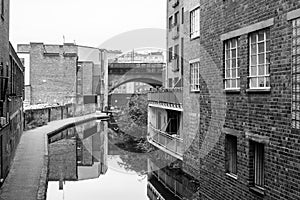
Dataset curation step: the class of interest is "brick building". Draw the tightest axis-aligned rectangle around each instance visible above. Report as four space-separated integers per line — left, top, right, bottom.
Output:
17 43 80 106
0 0 25 184
149 0 300 199
17 43 121 112
146 0 186 198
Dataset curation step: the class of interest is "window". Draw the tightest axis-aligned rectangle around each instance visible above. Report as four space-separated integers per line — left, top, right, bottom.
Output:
168 47 173 62
182 7 184 24
190 7 200 39
225 38 240 89
174 11 179 26
173 44 179 71
249 29 271 89
168 78 173 88
252 142 264 188
190 62 200 91
292 18 300 129
225 135 237 175
181 37 184 73
169 16 173 31
1 0 4 17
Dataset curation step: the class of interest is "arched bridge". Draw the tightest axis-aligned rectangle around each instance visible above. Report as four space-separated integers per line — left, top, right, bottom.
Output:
108 63 163 93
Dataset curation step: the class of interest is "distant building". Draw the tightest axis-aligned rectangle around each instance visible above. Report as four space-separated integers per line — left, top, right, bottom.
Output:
0 0 25 184
17 43 121 112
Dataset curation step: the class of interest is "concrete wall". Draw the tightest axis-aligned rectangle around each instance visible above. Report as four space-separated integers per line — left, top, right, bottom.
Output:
24 104 75 130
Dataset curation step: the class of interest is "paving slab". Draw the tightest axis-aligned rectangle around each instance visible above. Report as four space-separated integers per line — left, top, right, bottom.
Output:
0 113 108 200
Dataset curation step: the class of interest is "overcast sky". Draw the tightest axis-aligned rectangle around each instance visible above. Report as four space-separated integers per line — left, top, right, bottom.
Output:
10 0 166 50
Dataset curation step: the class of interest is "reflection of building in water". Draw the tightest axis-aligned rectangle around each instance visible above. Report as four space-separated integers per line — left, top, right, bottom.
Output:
48 120 108 181
147 159 198 200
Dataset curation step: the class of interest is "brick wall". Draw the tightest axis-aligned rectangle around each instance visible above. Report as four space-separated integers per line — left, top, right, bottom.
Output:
180 0 300 199
22 43 78 105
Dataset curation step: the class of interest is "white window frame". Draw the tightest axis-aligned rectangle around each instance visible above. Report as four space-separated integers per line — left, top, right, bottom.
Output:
190 7 200 39
292 18 300 129
225 38 240 90
190 61 200 92
249 29 271 89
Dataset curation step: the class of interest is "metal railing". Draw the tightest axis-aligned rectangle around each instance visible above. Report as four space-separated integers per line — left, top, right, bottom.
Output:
148 125 183 157
148 88 183 108
152 170 183 199
147 182 166 200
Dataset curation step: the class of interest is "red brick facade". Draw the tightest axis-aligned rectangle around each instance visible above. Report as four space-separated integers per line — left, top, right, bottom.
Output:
176 0 300 199
17 43 78 105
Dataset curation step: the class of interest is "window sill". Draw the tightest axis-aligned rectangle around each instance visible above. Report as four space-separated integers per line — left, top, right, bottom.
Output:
226 173 238 180
190 90 200 93
0 123 10 132
249 186 266 196
190 36 200 41
225 89 240 93
246 88 271 93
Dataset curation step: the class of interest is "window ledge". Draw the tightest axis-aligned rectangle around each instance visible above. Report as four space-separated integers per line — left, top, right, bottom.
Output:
226 173 238 180
190 36 200 41
225 89 240 93
246 88 271 93
190 90 200 93
250 186 266 196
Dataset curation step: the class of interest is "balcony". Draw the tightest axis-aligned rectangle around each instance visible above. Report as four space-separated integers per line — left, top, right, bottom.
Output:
148 88 183 110
147 160 196 200
148 125 183 159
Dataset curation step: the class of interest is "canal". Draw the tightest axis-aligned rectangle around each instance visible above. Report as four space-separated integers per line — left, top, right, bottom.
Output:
46 117 198 200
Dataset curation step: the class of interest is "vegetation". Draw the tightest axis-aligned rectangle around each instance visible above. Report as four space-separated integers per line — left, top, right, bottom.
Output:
108 94 156 175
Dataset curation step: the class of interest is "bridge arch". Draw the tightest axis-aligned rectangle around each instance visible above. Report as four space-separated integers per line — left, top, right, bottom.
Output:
108 62 163 93
109 77 162 94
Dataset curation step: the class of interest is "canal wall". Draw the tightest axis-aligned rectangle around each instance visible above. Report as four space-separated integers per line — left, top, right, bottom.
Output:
24 103 97 130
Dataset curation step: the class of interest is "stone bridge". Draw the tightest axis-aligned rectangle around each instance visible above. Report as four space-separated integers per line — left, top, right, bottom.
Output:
108 63 163 93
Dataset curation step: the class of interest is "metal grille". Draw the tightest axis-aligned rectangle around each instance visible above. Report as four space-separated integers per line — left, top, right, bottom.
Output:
292 18 300 129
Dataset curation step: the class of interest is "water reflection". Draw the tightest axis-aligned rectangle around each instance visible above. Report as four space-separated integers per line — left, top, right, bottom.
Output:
47 119 198 200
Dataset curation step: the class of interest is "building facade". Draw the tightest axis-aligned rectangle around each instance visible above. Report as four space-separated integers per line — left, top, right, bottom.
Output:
0 0 25 184
147 0 184 162
148 0 300 199
17 43 78 106
17 43 121 112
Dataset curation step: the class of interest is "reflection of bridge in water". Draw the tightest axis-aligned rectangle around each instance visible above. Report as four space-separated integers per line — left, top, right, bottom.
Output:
108 62 164 93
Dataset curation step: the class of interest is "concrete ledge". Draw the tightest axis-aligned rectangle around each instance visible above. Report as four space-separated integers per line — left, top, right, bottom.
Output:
221 18 274 41
287 8 300 21
223 128 242 137
245 131 270 144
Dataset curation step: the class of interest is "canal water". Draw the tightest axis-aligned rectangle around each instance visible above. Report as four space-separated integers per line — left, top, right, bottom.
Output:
46 119 198 200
